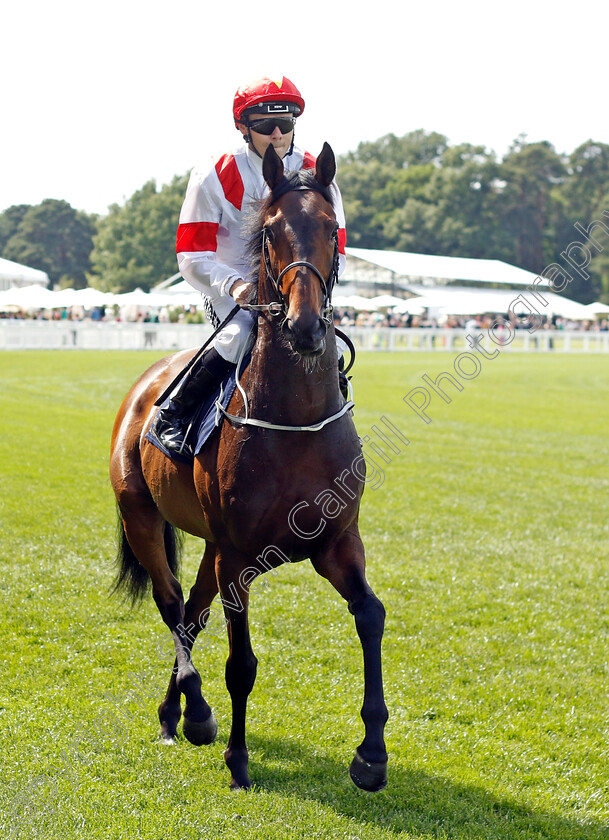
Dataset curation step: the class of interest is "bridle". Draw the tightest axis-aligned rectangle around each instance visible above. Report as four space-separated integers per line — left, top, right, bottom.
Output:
217 185 355 432
242 186 340 324
263 226 339 325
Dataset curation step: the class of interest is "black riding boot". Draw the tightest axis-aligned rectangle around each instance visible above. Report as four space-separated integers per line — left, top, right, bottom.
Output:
154 347 233 458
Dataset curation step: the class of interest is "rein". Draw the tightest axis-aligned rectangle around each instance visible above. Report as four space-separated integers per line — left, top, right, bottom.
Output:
215 339 355 433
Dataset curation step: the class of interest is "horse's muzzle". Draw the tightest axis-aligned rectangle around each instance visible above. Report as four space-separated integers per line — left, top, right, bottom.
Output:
284 314 327 355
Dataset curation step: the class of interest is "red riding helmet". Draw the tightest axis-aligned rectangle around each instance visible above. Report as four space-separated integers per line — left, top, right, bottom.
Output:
233 76 305 124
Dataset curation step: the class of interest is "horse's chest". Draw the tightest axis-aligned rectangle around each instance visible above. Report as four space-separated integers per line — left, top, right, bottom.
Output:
218 442 362 546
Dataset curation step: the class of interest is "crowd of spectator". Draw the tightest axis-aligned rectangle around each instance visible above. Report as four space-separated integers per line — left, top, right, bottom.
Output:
0 304 204 324
1 303 608 333
332 308 609 332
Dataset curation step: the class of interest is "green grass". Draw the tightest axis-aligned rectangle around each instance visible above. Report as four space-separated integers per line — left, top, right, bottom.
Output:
0 349 608 839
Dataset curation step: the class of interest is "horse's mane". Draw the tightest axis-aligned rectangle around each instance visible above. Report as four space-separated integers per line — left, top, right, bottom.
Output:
245 169 333 274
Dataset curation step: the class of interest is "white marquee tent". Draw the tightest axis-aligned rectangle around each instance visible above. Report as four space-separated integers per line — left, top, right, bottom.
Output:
586 301 609 315
1 282 592 320
345 247 551 288
0 258 49 291
332 286 593 320
400 284 592 320
0 284 57 310
0 284 204 313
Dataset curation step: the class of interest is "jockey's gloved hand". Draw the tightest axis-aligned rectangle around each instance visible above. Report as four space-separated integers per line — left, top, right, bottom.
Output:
231 280 257 307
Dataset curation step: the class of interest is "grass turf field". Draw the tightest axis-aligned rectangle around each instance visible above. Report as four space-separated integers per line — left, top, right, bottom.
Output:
0 348 608 840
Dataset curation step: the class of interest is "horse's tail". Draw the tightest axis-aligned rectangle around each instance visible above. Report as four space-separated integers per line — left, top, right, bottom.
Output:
112 511 183 605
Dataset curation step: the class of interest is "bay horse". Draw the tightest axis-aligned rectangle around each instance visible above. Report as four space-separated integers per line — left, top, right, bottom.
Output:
109 142 388 792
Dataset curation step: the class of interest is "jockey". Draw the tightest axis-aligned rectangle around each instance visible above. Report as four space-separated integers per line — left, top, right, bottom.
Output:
154 75 348 458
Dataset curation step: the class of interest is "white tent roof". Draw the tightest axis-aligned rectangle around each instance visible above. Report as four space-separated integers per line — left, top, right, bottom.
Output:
346 247 550 288
158 279 192 295
400 285 592 319
0 257 49 288
332 294 379 310
394 298 426 315
0 284 58 310
153 272 182 291
586 301 609 315
51 287 115 307
370 294 404 308
332 284 592 320
0 283 205 312
112 288 173 307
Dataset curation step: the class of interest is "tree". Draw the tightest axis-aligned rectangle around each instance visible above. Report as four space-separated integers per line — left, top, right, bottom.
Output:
3 200 97 287
384 144 507 259
341 129 448 168
89 175 188 292
559 141 609 219
337 130 446 249
553 141 609 301
382 197 443 254
3 130 608 304
0 205 31 254
338 133 507 259
497 137 566 273
337 158 436 249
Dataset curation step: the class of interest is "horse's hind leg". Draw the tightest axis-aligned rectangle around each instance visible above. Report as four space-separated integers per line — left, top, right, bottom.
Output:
116 489 216 744
158 541 219 745
311 527 388 792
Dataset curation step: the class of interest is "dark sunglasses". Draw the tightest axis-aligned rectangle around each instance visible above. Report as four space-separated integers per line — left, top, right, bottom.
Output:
248 117 296 135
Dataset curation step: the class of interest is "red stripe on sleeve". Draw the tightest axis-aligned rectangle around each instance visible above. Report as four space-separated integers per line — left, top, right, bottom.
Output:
176 221 219 253
302 151 316 170
338 227 347 255
215 153 244 210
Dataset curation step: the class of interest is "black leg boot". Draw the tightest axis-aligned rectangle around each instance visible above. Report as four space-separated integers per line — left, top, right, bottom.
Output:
153 348 233 458
338 356 351 400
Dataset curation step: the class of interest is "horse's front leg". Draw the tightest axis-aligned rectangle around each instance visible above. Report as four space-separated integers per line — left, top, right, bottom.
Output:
312 526 388 792
216 546 258 790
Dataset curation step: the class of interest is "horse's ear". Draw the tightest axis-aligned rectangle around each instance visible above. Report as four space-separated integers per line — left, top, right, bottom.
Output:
315 142 336 187
263 145 285 191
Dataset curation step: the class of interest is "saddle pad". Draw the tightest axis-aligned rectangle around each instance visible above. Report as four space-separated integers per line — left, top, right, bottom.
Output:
145 369 239 463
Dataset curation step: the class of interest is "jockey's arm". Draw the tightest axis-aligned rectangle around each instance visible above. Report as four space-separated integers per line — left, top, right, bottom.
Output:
176 165 250 303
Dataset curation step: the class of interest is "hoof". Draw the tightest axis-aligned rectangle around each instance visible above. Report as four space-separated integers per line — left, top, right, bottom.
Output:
160 734 177 746
159 714 180 744
349 750 387 792
229 778 252 791
158 700 181 744
182 711 218 746
225 747 251 790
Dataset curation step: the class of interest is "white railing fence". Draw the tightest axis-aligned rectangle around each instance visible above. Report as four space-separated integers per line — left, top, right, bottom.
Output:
0 321 608 353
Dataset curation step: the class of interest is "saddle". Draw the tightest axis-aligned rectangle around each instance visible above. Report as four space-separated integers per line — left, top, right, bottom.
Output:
146 367 239 463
